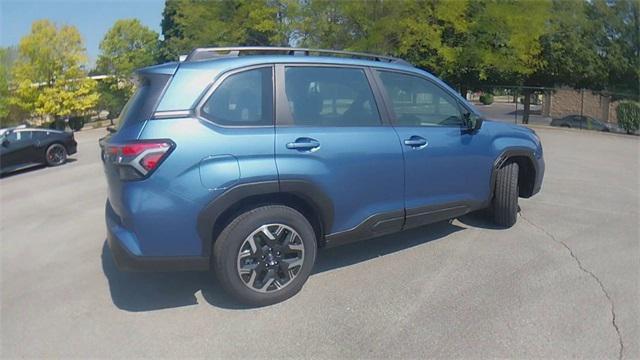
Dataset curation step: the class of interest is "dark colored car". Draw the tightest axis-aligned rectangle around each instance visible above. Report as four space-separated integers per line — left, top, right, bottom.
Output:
0 128 77 175
551 115 622 132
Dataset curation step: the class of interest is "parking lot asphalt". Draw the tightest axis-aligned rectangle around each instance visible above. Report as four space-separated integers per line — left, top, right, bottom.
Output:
1 127 638 358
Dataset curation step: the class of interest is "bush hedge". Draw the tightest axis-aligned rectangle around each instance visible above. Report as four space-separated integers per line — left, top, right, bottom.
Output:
479 93 494 105
616 101 640 134
68 116 86 131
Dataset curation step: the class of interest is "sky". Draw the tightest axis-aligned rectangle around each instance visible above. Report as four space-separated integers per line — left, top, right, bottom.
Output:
0 0 165 66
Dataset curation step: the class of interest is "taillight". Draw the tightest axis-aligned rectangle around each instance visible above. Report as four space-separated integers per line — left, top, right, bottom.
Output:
105 140 173 180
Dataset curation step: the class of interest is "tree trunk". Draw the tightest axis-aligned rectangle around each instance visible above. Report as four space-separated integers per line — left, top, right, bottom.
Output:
522 90 531 124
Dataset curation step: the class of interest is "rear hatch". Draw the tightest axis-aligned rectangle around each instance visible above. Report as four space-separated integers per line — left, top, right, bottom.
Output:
102 62 178 215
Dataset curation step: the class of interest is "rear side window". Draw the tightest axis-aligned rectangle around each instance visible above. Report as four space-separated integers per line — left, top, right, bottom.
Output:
284 67 380 126
32 131 49 140
377 71 462 127
116 73 171 129
201 67 273 126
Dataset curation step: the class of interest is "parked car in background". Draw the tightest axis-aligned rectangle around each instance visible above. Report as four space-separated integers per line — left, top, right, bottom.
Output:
0 127 77 175
551 115 622 133
102 47 544 306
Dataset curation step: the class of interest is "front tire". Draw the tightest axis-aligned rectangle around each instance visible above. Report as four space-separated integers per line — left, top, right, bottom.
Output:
492 162 519 227
213 205 317 306
45 143 67 166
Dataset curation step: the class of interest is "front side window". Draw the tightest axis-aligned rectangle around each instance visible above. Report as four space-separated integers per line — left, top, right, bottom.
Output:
201 67 273 126
6 131 30 141
284 67 380 126
378 71 462 127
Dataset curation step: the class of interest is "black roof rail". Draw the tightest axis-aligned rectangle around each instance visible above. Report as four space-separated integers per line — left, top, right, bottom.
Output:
183 46 412 66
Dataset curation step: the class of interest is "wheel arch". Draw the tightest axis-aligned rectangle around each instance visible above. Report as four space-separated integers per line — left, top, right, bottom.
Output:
197 180 333 256
492 149 538 199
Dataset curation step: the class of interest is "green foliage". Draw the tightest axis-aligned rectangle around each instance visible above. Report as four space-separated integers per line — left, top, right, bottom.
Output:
157 0 638 98
160 0 296 61
96 78 131 120
97 19 159 78
11 20 99 119
96 19 159 118
616 101 640 134
0 47 29 127
479 93 494 105
0 48 13 120
588 0 639 96
68 115 86 131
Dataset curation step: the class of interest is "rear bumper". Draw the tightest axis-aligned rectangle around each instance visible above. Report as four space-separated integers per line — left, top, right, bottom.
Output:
106 201 209 272
67 141 77 155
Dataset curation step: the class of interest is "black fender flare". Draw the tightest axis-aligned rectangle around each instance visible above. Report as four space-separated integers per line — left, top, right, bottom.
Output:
488 148 538 203
196 180 334 256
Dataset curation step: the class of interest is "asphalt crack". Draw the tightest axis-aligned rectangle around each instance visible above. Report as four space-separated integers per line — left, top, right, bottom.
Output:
521 215 624 360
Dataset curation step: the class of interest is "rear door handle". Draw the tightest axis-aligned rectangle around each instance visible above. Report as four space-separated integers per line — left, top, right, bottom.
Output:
286 138 320 151
403 136 427 148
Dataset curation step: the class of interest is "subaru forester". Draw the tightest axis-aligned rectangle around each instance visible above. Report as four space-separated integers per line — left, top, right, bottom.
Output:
102 47 544 306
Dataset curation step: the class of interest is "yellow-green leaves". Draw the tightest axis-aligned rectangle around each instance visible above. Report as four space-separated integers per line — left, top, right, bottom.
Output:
11 20 98 119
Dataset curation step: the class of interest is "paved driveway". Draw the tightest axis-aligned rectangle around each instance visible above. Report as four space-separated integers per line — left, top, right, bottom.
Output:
1 127 638 358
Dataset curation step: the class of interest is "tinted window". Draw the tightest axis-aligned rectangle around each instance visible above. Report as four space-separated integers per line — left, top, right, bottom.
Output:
202 67 273 126
284 67 380 126
6 131 31 141
570 116 585 127
378 71 462 127
117 73 171 129
32 130 49 140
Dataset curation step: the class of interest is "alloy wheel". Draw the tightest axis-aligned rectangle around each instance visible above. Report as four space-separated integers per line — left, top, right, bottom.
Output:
47 144 66 165
236 223 305 293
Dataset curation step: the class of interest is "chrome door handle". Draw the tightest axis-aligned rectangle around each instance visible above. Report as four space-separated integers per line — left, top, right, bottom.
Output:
403 136 427 148
286 138 320 151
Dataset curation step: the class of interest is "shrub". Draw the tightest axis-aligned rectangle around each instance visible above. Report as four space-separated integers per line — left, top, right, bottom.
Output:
68 116 86 131
479 93 494 105
616 101 640 134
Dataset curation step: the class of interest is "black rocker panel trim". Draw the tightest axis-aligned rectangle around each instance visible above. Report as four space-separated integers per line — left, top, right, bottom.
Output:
404 201 475 230
324 210 405 247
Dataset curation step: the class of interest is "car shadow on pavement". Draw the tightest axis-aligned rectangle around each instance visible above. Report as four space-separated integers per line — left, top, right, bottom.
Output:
102 219 471 312
0 158 77 179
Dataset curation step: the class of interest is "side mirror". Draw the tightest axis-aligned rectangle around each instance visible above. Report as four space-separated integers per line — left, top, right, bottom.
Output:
106 126 117 134
2 139 9 147
464 112 483 131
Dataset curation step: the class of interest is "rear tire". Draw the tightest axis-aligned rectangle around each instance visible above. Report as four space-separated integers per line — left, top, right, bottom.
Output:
45 143 67 166
492 162 519 227
213 205 317 306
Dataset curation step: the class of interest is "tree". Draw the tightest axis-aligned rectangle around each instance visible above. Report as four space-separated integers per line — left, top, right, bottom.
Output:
530 0 607 90
587 0 639 96
96 19 160 119
97 19 159 78
0 48 13 120
160 0 295 61
11 20 99 121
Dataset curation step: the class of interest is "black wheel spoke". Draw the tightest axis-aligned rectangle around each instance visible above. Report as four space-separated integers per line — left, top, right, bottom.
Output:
236 223 305 293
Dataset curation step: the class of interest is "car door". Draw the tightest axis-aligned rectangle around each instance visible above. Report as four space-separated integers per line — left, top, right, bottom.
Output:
1 130 36 170
373 70 494 228
570 116 585 129
274 64 405 243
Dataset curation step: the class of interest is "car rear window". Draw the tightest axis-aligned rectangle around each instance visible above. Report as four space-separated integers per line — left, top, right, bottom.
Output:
116 74 171 130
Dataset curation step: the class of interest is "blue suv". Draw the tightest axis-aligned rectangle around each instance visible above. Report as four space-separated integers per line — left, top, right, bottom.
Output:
102 47 544 306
